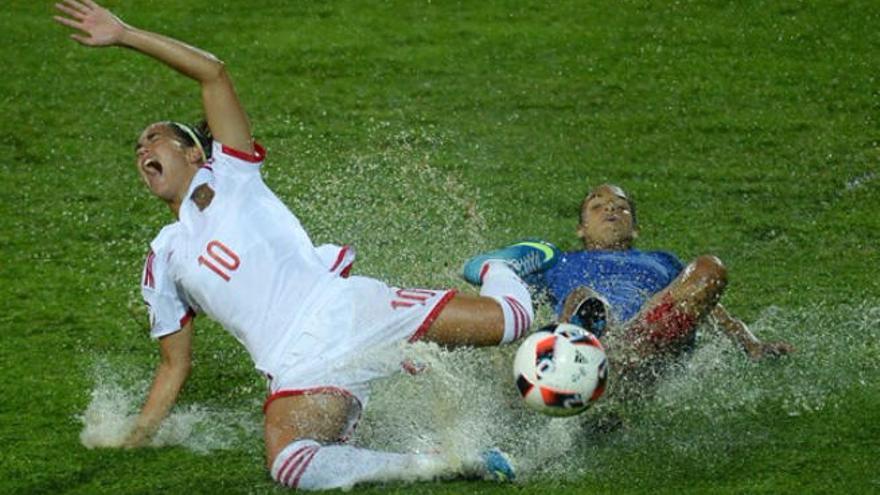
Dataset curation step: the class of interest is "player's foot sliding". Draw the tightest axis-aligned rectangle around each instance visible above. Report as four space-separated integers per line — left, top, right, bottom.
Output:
462 239 560 286
479 448 516 482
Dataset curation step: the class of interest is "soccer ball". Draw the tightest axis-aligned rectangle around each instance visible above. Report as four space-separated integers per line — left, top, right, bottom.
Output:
512 323 608 417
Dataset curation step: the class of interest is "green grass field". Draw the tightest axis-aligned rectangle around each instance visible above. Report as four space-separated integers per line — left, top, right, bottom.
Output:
2 1 879 493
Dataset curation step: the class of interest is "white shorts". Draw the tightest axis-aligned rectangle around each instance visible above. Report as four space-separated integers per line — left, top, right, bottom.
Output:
263 275 456 431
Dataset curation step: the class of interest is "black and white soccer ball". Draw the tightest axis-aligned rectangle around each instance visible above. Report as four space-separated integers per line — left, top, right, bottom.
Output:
512 323 608 417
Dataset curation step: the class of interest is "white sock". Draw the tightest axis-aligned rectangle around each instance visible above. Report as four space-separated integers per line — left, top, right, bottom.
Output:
478 261 534 343
270 439 452 490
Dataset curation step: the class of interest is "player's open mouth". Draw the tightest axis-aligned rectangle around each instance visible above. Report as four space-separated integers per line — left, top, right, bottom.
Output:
143 158 164 175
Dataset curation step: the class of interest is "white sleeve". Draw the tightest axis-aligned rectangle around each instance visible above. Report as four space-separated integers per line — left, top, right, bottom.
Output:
141 249 194 339
206 140 267 176
315 244 356 278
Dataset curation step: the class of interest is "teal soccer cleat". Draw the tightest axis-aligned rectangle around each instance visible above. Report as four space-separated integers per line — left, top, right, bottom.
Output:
480 448 516 482
462 239 560 285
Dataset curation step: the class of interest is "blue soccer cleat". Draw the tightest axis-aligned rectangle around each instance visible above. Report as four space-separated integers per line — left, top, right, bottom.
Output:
462 239 560 285
480 448 516 482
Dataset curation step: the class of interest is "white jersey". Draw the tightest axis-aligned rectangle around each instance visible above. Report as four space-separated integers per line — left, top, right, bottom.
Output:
141 141 355 375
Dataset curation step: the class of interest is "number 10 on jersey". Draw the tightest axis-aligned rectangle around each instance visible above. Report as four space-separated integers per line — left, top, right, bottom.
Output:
198 240 240 281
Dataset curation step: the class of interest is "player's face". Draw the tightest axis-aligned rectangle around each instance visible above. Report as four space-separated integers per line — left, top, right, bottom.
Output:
577 184 637 250
135 123 200 207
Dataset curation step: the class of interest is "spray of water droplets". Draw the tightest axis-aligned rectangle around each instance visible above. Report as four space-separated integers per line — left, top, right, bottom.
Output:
79 359 261 454
79 125 879 483
354 301 880 481
271 122 491 289
354 340 588 481
79 300 880 479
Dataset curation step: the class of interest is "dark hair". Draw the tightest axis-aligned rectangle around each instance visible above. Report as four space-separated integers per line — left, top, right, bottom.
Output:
168 120 213 160
578 185 638 226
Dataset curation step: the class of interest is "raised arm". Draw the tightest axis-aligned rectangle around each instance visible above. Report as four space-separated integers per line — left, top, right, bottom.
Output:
54 0 253 153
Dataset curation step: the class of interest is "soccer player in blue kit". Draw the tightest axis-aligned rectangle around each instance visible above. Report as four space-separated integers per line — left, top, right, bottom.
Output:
465 184 793 380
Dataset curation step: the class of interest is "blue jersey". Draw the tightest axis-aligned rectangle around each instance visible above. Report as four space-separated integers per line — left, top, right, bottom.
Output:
533 249 684 322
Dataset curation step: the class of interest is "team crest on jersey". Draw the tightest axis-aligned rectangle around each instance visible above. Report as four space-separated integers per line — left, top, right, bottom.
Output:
190 183 215 211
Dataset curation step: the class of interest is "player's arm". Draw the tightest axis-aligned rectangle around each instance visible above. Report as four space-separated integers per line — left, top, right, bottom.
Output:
123 320 193 448
711 304 794 360
53 0 253 152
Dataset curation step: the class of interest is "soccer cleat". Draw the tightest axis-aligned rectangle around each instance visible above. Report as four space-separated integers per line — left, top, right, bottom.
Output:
462 239 560 285
570 296 609 338
480 448 516 482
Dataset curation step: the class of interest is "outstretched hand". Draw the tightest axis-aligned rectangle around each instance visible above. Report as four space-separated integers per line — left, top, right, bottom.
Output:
121 426 151 449
746 340 795 361
54 0 126 47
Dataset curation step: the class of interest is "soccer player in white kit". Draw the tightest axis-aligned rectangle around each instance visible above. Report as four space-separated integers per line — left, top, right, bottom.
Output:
55 1 560 490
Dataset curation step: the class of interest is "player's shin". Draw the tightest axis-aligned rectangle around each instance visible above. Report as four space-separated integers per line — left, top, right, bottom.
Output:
270 439 450 490
479 261 534 343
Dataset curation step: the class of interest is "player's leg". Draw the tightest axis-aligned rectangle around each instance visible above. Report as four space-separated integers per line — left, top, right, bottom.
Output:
623 255 728 360
423 240 560 346
421 292 506 346
265 392 447 490
265 392 513 490
424 261 532 346
264 391 355 468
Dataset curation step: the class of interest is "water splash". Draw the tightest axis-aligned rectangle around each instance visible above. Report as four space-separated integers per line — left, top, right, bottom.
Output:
79 305 879 480
79 123 880 482
272 123 490 289
78 359 261 454
354 302 880 481
355 341 586 481
78 365 139 449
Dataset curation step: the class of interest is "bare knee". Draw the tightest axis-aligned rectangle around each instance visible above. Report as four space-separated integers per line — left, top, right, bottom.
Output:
689 255 727 290
264 393 357 468
669 255 728 310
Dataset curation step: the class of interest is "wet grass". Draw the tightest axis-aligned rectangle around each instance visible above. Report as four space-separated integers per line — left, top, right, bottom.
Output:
2 0 879 493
